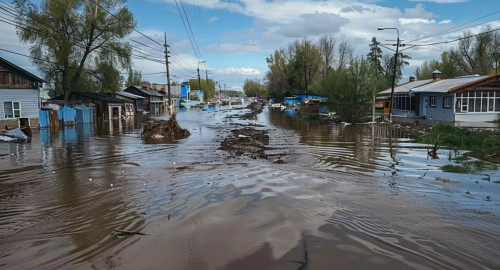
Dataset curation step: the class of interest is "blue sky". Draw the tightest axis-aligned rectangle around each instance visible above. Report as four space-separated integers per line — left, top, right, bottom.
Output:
1 0 499 90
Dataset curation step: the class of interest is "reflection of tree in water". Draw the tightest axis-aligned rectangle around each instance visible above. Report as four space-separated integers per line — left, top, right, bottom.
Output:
268 109 411 173
30 129 146 266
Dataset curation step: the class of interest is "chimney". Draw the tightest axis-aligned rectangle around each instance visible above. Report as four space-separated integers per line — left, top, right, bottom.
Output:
432 70 441 80
409 76 415 82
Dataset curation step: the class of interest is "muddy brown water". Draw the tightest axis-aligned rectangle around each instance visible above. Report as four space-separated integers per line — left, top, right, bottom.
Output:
1 105 499 269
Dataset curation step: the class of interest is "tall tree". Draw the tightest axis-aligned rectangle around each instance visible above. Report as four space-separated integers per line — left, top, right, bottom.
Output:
336 41 354 71
367 37 383 76
319 35 335 77
188 78 215 102
321 57 377 123
125 67 142 86
243 78 266 97
449 27 500 75
14 0 135 101
381 52 411 84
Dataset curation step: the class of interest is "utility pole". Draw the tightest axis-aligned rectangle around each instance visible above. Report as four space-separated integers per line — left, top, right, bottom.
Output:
205 70 208 81
197 68 201 93
378 27 401 123
164 32 171 114
303 39 308 98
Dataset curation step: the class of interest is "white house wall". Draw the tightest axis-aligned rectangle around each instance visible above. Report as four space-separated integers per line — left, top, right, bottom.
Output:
0 89 40 119
455 112 500 122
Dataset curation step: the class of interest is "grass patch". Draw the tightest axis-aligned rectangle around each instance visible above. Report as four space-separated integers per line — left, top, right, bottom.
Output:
441 164 472 173
416 123 500 162
453 154 470 162
493 181 500 184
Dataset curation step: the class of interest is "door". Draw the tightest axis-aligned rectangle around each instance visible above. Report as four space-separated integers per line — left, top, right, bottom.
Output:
422 97 428 118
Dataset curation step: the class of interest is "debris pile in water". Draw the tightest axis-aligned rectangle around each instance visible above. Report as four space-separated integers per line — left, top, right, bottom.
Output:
219 127 269 159
142 114 191 140
240 101 263 120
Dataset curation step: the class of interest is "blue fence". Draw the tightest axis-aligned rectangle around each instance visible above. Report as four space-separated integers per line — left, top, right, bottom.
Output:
39 104 94 128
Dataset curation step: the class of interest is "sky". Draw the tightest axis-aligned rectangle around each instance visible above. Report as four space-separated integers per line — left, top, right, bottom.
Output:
1 0 499 91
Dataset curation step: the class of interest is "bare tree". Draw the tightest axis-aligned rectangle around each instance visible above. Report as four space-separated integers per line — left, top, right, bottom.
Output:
319 35 336 76
337 41 354 70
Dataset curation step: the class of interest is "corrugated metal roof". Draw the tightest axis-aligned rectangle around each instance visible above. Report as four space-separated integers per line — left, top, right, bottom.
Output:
410 75 487 93
378 79 434 95
116 90 144 99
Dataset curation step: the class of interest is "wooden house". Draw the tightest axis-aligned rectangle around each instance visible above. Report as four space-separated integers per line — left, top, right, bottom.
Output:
0 56 45 129
123 86 165 114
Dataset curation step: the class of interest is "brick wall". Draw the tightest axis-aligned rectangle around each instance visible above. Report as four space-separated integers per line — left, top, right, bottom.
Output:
0 118 39 129
0 119 19 129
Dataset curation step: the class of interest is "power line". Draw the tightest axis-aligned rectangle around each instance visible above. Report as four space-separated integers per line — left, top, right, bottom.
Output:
174 0 200 61
408 10 500 43
179 0 203 61
408 26 500 47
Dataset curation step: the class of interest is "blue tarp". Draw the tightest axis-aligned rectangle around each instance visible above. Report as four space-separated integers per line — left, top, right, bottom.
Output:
39 110 49 128
62 106 77 125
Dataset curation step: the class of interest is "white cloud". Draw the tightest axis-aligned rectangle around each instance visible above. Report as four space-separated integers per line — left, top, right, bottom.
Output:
216 67 262 76
408 0 468 3
207 16 218 23
399 18 436 25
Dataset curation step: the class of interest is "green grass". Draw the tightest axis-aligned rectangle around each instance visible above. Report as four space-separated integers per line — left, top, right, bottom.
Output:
493 181 500 184
442 164 472 173
416 123 500 161
452 153 470 162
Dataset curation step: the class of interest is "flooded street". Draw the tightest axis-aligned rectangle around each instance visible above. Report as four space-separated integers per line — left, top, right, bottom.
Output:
1 104 500 270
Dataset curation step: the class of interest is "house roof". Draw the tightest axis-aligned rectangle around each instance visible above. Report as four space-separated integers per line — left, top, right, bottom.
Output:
51 92 127 103
0 56 45 82
125 86 165 97
410 75 488 94
448 74 500 93
377 74 498 96
116 90 145 100
378 79 434 96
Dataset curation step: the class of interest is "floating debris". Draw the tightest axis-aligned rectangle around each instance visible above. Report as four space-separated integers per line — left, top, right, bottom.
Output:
111 229 146 239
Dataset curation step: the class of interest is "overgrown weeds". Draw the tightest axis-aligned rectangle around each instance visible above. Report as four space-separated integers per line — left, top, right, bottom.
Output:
416 123 500 162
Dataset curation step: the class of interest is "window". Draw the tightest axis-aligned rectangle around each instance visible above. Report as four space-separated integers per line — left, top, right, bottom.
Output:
430 96 437 107
393 94 415 111
443 96 452 109
3 101 20 119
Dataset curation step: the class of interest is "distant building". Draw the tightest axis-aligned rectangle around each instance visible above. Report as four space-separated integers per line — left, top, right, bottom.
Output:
0 56 45 129
123 86 165 114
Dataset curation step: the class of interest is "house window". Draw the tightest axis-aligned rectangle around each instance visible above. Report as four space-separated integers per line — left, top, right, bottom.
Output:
430 96 437 107
443 96 452 109
3 101 21 119
393 94 415 111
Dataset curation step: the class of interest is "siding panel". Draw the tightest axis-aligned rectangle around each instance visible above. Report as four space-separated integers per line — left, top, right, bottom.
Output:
0 89 40 119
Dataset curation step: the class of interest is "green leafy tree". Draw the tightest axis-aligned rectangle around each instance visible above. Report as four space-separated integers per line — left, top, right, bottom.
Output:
381 52 411 84
367 37 383 76
14 0 135 101
125 67 142 86
189 79 215 102
265 39 324 101
321 57 377 123
243 78 266 97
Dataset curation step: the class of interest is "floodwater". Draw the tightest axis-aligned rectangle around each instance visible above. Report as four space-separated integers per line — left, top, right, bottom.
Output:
1 105 499 270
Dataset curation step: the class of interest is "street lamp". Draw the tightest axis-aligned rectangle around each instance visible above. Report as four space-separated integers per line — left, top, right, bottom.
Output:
378 27 399 123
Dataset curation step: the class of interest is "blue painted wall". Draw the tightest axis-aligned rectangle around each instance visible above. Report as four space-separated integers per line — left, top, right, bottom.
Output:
419 93 454 122
180 85 190 100
284 97 301 105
